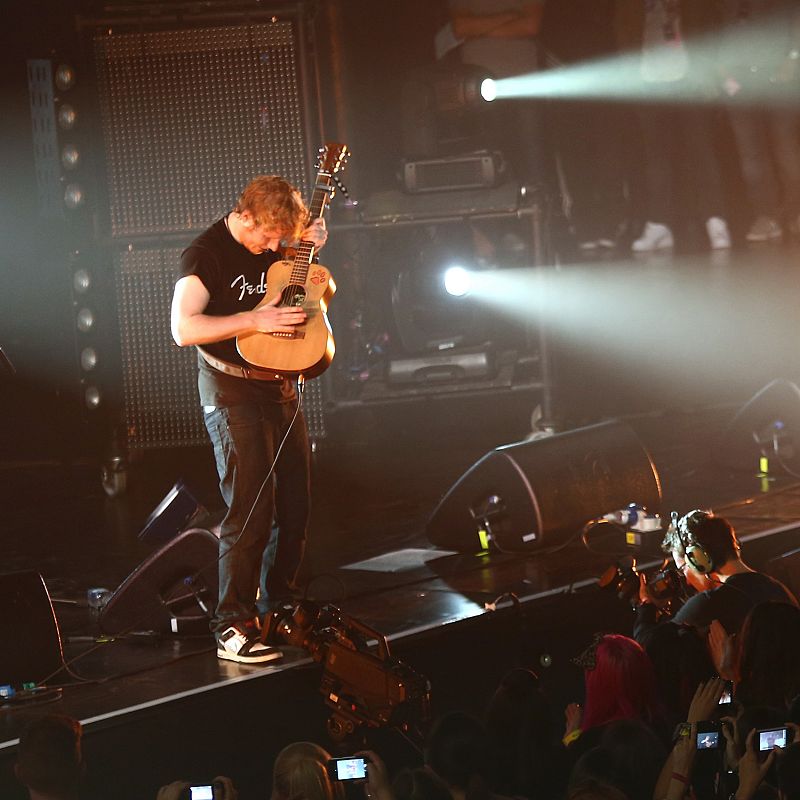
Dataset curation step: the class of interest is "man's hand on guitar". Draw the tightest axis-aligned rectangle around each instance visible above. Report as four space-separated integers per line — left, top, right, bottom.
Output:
302 218 328 249
251 295 306 333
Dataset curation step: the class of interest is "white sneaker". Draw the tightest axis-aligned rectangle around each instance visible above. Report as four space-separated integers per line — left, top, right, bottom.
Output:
706 216 731 250
632 222 674 252
217 625 282 664
746 216 782 242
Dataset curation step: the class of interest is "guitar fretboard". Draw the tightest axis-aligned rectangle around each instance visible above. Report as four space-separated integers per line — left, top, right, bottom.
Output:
289 175 332 285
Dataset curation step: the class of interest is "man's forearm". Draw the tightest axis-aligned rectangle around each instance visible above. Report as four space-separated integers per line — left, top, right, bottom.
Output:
172 311 255 347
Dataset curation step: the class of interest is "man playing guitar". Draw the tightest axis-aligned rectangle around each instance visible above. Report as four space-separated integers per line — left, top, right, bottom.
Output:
171 175 327 664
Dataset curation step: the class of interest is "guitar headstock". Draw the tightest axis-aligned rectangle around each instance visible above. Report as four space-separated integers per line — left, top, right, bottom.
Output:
316 142 349 177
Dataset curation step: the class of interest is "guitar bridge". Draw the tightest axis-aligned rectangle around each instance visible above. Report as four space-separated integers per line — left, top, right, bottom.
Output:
270 331 306 340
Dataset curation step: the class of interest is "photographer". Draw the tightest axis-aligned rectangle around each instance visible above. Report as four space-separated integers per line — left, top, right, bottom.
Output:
634 510 797 646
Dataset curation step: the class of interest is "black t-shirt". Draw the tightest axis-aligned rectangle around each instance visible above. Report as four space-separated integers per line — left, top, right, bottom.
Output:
635 571 798 644
671 571 798 634
179 217 295 407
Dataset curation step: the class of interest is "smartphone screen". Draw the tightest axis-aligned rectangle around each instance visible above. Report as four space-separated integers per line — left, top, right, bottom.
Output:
190 787 215 800
758 728 788 752
696 730 720 750
330 757 367 781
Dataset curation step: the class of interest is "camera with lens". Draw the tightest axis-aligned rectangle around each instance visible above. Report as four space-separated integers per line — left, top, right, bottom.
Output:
266 601 431 741
598 558 682 609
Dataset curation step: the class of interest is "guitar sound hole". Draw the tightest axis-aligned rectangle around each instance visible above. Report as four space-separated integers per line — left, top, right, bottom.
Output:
281 284 306 307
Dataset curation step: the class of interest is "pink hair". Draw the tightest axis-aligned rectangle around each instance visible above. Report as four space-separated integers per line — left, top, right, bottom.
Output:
581 634 663 732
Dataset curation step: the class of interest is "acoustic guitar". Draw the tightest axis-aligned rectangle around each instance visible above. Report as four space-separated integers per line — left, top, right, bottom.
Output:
236 142 349 379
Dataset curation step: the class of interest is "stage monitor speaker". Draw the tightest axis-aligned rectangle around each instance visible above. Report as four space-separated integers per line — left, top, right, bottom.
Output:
718 379 800 469
99 528 219 635
0 571 64 687
426 420 662 553
139 481 206 545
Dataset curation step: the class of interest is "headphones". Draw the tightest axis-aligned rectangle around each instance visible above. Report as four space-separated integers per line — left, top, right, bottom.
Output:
677 510 716 575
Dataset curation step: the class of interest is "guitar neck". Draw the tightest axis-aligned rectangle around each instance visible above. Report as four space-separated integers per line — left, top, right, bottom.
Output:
289 175 332 284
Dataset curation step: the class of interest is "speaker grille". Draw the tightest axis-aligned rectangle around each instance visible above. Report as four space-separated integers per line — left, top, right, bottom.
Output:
93 21 309 237
115 245 205 448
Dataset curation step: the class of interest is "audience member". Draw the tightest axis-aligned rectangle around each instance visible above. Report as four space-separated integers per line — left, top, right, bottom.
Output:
392 768 452 800
564 633 668 760
484 667 566 800
735 602 800 711
731 728 781 800
642 621 716 725
156 777 237 800
271 742 345 800
424 711 495 800
653 678 727 800
568 719 666 800
15 715 84 800
359 749 394 800
566 781 629 800
777 742 800 800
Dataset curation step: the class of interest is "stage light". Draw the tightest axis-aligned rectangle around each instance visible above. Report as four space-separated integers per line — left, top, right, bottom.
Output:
444 266 473 297
64 183 84 209
480 77 497 103
61 144 80 170
432 64 495 112
80 347 98 371
73 268 91 293
54 63 76 91
76 307 94 332
85 385 102 409
57 104 77 130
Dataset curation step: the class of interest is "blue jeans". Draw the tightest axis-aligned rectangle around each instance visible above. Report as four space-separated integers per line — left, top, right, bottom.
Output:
727 102 800 221
204 400 310 635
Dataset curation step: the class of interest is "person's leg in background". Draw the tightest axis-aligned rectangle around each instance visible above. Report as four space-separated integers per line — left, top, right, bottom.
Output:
678 103 732 250
727 100 783 242
632 98 676 251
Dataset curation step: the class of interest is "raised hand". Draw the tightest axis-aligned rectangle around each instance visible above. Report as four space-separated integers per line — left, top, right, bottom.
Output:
687 677 726 724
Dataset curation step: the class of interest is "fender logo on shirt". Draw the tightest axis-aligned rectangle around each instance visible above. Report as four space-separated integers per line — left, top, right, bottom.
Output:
231 272 267 302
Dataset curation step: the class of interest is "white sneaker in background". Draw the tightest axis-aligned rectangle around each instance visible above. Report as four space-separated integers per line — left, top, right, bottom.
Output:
746 216 782 242
706 216 732 250
632 222 674 252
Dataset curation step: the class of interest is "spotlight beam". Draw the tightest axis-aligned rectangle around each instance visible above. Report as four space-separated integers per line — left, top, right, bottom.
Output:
487 15 800 107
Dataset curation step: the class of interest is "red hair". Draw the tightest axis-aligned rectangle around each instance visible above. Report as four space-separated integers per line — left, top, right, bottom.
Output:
581 635 663 732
